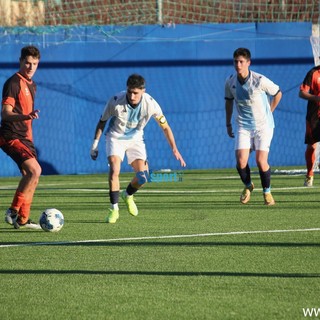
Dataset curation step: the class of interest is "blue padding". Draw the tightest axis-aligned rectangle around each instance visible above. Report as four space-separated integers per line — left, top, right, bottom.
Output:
136 171 150 185
0 22 313 176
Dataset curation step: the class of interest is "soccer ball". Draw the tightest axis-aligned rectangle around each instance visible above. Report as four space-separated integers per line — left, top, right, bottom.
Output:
39 208 64 232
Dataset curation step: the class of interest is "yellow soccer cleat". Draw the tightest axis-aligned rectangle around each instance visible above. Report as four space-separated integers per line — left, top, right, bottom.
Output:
106 208 119 224
121 190 138 216
263 192 275 206
240 183 254 204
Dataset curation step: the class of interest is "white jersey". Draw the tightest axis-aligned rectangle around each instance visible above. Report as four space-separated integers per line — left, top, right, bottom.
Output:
101 91 163 140
224 70 280 130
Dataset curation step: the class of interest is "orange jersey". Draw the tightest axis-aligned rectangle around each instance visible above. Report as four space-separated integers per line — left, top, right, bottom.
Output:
300 66 320 144
300 66 320 120
1 72 36 141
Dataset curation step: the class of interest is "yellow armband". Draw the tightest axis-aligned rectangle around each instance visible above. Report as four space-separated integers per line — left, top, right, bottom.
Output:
157 115 167 127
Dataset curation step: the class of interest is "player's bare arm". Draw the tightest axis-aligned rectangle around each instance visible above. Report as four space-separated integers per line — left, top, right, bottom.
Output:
156 116 186 167
299 90 320 102
225 99 234 138
93 119 107 140
270 90 282 112
1 104 40 121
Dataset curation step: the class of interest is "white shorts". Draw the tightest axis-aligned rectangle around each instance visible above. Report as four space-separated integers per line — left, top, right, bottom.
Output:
235 127 274 152
106 135 147 165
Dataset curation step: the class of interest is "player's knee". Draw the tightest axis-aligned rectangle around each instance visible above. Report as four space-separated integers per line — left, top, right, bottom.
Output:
136 170 150 185
34 162 42 177
24 162 42 178
109 169 120 180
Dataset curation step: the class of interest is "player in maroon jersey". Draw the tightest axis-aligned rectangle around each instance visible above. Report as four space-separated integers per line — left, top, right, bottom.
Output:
0 46 42 229
299 65 320 187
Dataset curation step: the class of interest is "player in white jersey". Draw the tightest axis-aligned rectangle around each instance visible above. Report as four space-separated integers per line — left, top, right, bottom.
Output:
90 74 186 223
225 48 282 205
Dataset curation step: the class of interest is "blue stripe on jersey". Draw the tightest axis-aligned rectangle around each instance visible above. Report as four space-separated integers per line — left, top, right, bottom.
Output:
236 82 250 100
261 93 274 128
236 82 254 129
123 103 142 138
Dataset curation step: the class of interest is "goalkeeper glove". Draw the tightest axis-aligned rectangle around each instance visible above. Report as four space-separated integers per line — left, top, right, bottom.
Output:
90 139 99 160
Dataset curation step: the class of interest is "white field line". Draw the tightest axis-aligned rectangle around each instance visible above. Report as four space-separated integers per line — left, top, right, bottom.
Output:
124 185 317 193
0 186 315 193
20 185 317 193
0 173 308 190
0 176 241 190
0 228 319 249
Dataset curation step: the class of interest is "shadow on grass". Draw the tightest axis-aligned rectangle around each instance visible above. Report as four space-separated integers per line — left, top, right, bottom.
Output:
0 269 318 278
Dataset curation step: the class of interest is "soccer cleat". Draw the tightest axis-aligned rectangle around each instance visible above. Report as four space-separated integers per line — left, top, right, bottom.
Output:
263 192 275 206
13 218 42 230
106 208 119 224
5 208 18 225
121 190 138 216
240 183 254 204
304 175 314 187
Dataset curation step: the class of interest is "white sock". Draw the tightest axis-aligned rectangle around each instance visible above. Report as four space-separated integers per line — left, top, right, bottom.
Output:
111 203 119 210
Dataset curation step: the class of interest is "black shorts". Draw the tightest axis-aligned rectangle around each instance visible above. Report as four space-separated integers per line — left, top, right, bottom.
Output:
0 137 37 170
305 105 320 144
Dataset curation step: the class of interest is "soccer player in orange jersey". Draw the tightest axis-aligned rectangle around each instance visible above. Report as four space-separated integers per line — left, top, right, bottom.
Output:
1 46 42 229
299 64 320 187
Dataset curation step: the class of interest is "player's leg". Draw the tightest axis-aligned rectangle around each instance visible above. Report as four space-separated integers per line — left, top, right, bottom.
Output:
106 155 122 223
304 143 316 187
2 139 41 228
236 148 251 180
235 128 254 204
121 140 148 216
120 159 148 217
255 128 275 206
130 159 149 189
105 135 126 223
108 155 121 191
14 157 42 227
304 117 320 187
236 149 254 204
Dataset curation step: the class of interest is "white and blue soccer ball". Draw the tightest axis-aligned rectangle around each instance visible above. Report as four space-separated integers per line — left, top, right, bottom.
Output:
39 208 64 232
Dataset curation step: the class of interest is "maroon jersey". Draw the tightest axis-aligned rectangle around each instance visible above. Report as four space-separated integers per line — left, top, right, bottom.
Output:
300 66 320 144
1 72 36 142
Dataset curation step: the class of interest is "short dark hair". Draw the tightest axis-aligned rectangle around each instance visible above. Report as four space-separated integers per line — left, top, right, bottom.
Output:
233 48 251 60
127 74 145 89
20 45 41 60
